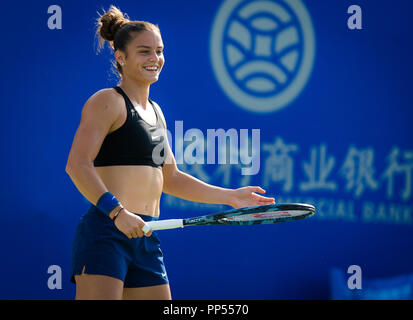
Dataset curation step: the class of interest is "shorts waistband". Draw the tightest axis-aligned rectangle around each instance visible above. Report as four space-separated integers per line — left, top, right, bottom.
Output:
87 204 159 222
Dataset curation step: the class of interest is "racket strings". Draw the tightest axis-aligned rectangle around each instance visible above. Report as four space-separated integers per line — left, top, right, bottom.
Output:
221 210 311 221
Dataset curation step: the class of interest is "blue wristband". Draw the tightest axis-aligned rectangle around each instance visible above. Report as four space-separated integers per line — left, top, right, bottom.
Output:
96 192 120 216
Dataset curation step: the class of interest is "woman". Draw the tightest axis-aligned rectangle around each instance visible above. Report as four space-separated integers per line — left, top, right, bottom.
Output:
66 5 275 300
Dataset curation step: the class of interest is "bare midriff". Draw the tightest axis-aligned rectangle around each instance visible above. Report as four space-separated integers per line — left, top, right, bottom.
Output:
95 165 163 217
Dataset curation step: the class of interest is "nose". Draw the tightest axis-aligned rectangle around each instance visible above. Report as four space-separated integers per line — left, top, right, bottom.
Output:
149 50 159 63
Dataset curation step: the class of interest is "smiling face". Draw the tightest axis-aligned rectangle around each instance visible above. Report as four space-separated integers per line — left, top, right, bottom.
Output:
115 29 165 85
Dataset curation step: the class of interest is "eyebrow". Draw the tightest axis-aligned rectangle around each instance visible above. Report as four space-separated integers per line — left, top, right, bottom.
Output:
136 45 164 49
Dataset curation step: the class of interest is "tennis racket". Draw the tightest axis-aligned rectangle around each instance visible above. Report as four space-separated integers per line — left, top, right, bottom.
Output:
142 203 315 233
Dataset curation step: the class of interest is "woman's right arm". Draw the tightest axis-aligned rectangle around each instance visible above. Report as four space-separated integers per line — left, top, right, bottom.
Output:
65 89 151 238
65 89 118 206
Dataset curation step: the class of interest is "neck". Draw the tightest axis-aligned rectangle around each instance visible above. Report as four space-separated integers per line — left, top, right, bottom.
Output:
119 78 150 109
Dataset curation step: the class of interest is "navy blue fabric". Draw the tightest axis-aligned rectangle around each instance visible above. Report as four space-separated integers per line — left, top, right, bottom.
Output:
70 205 168 288
95 192 119 216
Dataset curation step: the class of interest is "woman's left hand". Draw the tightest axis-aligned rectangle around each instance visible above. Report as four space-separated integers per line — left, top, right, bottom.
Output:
228 186 275 209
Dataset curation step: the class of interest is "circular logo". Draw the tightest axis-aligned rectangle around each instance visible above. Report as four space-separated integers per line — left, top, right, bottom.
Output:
210 0 316 113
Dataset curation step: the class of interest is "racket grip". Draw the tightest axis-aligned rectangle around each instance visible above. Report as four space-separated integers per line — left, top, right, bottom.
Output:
142 219 184 233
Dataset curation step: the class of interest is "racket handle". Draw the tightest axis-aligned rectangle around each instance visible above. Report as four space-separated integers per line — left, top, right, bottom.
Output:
142 219 184 233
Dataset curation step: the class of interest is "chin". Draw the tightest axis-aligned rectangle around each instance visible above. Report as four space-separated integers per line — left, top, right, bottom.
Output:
148 76 160 84
134 75 159 85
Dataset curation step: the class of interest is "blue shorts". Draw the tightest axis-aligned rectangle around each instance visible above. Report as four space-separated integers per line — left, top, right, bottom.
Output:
70 205 169 288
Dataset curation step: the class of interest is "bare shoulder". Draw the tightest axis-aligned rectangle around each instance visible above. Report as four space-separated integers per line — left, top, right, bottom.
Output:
83 88 123 112
80 88 125 123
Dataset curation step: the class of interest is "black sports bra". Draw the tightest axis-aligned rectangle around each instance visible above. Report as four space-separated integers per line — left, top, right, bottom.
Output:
93 86 167 168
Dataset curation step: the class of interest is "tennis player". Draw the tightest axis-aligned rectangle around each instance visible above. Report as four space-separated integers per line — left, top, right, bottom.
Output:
65 5 275 300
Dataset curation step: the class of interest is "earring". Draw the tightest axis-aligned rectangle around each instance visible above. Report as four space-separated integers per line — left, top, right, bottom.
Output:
119 62 125 66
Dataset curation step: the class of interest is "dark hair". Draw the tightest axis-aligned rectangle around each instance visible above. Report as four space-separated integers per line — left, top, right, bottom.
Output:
95 5 160 76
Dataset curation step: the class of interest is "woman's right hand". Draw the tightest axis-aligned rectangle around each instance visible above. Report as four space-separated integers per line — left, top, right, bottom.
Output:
114 208 152 239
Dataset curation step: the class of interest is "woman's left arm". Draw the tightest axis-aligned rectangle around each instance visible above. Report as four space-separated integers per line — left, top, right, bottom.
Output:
155 103 275 208
163 160 275 208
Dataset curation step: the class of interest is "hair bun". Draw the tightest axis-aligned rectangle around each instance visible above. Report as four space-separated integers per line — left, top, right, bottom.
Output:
97 5 130 42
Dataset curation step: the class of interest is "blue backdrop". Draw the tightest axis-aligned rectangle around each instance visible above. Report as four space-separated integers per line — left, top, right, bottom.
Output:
1 0 412 299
